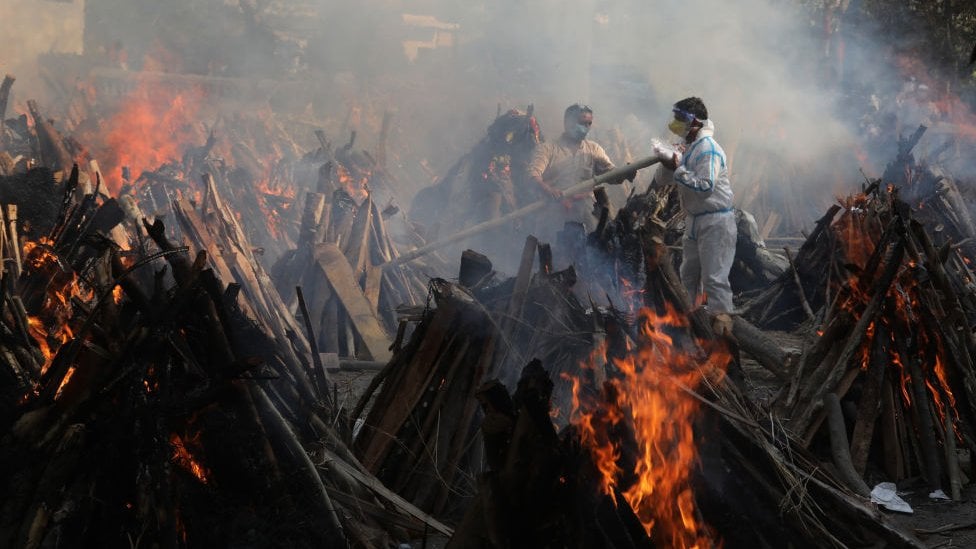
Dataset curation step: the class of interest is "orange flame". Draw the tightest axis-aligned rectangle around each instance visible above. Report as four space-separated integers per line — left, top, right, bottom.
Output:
22 238 90 373
170 433 209 484
571 304 729 547
27 316 53 374
86 76 206 194
830 190 961 443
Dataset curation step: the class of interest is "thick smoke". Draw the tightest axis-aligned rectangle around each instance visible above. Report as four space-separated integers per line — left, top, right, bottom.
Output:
3 0 964 250
298 0 868 229
0 0 85 107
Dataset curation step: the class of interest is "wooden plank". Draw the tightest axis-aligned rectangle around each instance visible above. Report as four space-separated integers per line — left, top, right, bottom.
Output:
501 236 537 336
314 243 391 363
358 314 458 470
363 264 382 315
343 196 373 275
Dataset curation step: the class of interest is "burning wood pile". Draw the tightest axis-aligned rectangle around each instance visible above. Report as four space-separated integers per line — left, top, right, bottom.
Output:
0 87 450 547
350 214 922 546
737 175 976 503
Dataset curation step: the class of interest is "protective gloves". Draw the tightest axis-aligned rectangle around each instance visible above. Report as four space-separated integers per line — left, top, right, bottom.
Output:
651 139 682 170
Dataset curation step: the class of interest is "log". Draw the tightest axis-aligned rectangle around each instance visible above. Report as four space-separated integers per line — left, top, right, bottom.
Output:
905 350 943 493
940 402 963 501
784 247 815 322
319 444 452 536
250 384 347 546
7 205 20 278
298 192 326 248
880 378 906 480
26 101 72 171
501 236 537 338
313 243 391 362
296 286 329 399
849 318 888 475
342 196 373 276
730 316 793 381
0 75 13 143
824 393 871 497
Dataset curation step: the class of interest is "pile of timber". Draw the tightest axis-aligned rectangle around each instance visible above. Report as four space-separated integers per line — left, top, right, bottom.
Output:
0 154 450 547
270 158 437 362
742 124 976 331
742 182 976 503
0 83 78 178
440 221 921 548
351 209 919 546
120 120 303 264
351 239 596 519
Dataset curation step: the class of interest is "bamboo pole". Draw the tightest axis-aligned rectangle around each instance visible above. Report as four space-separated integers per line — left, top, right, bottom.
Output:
384 155 662 268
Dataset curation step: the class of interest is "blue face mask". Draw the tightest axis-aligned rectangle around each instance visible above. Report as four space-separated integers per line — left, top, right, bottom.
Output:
571 123 589 140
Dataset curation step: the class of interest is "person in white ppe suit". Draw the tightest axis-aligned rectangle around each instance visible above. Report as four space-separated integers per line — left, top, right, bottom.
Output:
652 97 736 336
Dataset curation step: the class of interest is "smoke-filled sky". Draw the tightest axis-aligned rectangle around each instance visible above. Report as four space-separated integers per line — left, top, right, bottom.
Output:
0 0 960 233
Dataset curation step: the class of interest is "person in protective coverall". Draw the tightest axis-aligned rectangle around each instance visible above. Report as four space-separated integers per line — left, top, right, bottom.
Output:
651 97 736 336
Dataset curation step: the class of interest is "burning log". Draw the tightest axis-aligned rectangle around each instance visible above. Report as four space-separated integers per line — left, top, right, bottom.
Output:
433 239 922 547
26 101 73 173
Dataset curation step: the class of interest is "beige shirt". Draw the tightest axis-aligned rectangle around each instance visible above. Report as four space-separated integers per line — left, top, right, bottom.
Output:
527 134 614 194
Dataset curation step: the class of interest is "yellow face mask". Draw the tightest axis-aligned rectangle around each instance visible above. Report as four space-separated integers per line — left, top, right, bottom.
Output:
668 119 689 137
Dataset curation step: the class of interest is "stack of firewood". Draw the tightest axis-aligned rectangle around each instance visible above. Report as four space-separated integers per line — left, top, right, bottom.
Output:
351 239 597 519
270 157 440 363
364 222 922 547
0 91 450 547
737 182 976 502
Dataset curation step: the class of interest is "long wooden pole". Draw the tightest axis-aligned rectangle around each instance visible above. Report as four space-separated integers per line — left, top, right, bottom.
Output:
384 155 662 268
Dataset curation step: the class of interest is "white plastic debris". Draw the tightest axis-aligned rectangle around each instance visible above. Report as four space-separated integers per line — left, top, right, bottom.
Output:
870 482 913 514
928 489 950 500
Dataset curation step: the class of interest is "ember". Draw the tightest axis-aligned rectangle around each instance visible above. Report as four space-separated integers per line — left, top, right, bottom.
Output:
170 432 209 484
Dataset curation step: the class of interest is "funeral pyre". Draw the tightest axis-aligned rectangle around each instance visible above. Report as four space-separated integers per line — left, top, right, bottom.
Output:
2 67 975 549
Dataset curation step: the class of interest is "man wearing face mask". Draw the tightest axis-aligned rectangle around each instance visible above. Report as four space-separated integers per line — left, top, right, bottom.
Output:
652 97 736 337
526 103 618 240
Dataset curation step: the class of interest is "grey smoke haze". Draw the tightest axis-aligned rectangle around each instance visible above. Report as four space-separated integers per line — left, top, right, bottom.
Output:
0 0 932 235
